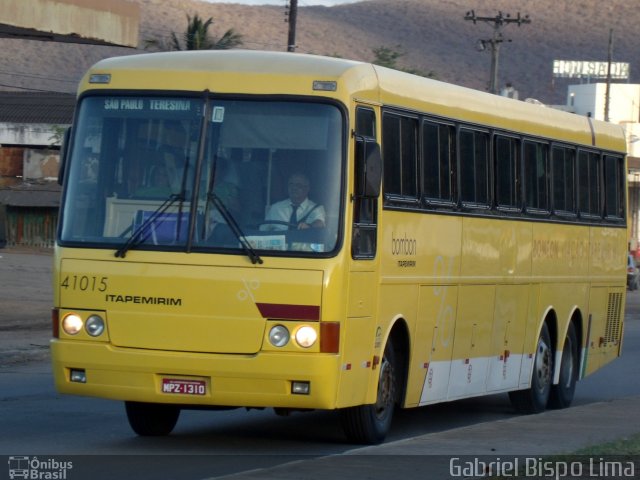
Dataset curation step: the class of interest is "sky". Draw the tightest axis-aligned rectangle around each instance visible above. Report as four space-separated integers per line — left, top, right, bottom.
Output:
202 0 362 6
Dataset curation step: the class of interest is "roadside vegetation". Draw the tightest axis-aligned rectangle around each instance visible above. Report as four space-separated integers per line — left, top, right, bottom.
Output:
573 433 640 455
371 45 437 78
487 434 640 479
145 13 243 51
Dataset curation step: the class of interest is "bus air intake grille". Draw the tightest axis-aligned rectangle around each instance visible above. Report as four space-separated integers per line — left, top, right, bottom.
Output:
604 292 623 344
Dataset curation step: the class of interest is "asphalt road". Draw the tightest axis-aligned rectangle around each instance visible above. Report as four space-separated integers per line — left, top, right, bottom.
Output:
1 249 639 480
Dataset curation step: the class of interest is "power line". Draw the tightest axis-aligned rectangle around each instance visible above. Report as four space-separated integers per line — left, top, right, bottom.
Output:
464 10 531 94
0 69 78 84
0 82 71 93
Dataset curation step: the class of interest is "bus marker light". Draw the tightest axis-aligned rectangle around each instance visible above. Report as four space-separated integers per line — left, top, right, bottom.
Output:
291 381 310 395
62 314 83 335
295 325 317 348
85 315 105 337
70 369 86 383
269 325 290 347
89 74 111 84
372 355 380 370
312 80 336 92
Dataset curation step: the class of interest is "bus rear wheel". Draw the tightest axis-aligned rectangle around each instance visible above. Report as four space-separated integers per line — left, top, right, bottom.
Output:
548 322 578 409
340 341 398 444
509 323 553 414
125 401 180 436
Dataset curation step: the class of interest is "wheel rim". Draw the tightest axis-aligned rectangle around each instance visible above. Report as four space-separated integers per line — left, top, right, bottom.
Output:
534 336 552 394
374 354 395 420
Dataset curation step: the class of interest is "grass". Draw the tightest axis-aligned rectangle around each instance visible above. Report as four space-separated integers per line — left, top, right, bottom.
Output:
573 432 640 455
487 434 640 479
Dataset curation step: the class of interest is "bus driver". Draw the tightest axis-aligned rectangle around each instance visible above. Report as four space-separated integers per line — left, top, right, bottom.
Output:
263 173 325 230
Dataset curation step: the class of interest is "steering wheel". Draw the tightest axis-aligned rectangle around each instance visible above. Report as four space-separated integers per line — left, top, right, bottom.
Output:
258 220 295 229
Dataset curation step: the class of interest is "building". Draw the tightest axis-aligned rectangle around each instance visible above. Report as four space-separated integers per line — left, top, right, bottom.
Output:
562 82 640 253
0 92 75 247
0 0 139 247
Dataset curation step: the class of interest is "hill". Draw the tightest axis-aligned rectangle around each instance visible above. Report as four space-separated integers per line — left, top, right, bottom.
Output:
2 0 639 105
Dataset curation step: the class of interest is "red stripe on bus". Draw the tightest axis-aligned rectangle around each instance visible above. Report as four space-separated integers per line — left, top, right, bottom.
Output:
256 303 320 321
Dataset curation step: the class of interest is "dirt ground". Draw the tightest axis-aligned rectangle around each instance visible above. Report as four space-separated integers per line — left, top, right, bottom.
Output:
0 247 53 367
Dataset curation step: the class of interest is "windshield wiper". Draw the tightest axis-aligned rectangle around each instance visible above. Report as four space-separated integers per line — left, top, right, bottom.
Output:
114 193 184 258
208 192 263 265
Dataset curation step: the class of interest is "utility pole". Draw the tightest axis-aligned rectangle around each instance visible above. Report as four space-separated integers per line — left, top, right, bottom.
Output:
464 10 531 94
286 0 298 52
604 28 613 122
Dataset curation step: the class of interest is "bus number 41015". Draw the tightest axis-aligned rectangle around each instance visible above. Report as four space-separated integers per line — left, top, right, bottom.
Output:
60 275 108 292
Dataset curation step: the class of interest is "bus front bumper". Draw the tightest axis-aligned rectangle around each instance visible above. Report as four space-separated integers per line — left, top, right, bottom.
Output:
50 339 340 409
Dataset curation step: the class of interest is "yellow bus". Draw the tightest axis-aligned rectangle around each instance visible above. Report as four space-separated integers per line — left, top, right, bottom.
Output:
51 50 627 444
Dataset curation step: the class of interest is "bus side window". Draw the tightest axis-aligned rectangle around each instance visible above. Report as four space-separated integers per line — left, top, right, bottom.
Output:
423 120 456 205
495 135 521 211
353 106 378 259
551 146 576 216
459 128 490 207
604 154 625 220
356 108 376 138
577 150 601 218
523 140 550 213
382 112 418 200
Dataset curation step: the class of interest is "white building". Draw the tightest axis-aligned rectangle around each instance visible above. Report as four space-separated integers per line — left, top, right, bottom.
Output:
563 83 640 251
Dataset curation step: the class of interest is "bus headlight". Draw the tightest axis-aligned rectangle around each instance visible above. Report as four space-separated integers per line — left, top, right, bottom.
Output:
62 313 83 335
85 315 105 337
269 325 290 347
295 325 317 348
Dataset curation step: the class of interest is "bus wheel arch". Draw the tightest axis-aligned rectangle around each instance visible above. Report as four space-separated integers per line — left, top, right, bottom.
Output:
509 314 556 414
339 318 410 444
386 319 410 407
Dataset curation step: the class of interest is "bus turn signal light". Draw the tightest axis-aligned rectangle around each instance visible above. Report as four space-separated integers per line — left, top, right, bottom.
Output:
320 322 340 353
52 308 59 338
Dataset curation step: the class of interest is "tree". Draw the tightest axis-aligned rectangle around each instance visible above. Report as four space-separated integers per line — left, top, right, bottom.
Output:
372 46 404 69
147 13 243 51
372 45 437 79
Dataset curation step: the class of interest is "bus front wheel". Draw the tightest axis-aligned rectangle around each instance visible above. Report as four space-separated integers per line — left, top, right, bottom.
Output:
125 401 180 436
509 323 553 414
340 341 398 444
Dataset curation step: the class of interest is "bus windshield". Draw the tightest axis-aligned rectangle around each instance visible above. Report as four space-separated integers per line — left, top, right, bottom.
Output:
60 95 344 256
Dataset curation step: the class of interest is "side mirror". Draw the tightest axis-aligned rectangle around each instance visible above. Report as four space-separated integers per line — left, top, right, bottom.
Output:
355 137 382 198
58 127 71 186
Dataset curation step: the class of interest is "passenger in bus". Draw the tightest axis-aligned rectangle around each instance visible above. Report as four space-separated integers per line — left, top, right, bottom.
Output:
134 165 174 198
262 173 325 230
205 158 244 242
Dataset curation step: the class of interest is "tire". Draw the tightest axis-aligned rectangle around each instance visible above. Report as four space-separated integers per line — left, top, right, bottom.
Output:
340 341 398 444
509 323 553 414
125 401 180 436
548 323 578 409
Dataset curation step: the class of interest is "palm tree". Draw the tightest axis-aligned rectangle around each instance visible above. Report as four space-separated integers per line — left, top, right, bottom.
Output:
146 14 243 51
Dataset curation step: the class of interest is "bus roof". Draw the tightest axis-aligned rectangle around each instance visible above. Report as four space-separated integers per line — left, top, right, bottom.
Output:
372 64 625 152
81 50 625 153
81 49 375 96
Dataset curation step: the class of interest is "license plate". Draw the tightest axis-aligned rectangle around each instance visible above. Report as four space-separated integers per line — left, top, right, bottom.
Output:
161 378 206 395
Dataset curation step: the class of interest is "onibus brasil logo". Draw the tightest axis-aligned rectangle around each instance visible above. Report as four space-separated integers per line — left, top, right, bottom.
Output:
8 456 73 479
